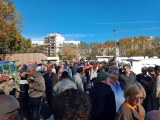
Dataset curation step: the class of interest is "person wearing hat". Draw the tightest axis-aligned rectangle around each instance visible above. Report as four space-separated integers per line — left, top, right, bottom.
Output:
54 71 77 94
0 94 20 120
136 66 152 112
89 71 116 120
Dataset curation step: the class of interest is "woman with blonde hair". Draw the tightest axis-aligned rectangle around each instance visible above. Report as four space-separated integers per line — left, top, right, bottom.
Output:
116 82 146 120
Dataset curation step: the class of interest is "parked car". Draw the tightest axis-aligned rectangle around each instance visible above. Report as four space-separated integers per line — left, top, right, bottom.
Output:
0 60 18 81
0 60 18 74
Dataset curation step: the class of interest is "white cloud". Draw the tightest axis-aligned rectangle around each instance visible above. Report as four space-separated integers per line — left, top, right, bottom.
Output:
63 33 94 39
30 37 44 41
23 33 94 41
121 27 160 33
94 21 160 25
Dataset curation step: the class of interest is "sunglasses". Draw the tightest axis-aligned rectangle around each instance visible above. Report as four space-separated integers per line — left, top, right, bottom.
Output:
132 96 145 101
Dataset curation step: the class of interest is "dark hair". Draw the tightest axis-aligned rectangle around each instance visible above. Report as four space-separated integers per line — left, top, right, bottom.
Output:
123 64 131 69
62 71 69 78
0 89 5 95
52 89 91 120
77 67 83 73
141 66 148 72
105 66 109 72
148 67 154 71
154 66 160 71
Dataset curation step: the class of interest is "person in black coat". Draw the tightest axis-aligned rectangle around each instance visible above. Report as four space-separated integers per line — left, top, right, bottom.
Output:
43 67 58 108
136 67 152 112
89 71 116 120
19 64 29 119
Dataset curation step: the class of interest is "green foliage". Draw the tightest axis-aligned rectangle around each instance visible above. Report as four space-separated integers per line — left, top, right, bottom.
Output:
0 0 21 36
119 36 155 57
78 42 90 59
59 44 79 60
0 0 158 58
153 37 160 57
0 0 32 55
144 48 155 58
90 42 100 59
20 38 32 52
103 40 116 56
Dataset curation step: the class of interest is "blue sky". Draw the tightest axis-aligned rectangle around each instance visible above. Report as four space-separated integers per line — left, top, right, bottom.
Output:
14 0 160 43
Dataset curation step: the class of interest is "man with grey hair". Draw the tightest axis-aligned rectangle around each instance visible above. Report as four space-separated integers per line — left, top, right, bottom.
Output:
108 67 125 113
27 64 45 120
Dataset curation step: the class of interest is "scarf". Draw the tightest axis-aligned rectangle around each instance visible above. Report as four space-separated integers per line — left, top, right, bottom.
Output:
124 101 144 120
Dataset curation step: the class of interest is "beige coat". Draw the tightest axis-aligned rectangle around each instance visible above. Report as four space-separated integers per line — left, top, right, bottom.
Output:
28 72 46 98
116 102 145 120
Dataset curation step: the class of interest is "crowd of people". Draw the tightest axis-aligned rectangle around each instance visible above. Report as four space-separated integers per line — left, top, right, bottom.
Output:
0 60 160 120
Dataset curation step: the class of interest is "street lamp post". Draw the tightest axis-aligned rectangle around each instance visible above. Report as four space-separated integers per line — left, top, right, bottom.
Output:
113 30 117 57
